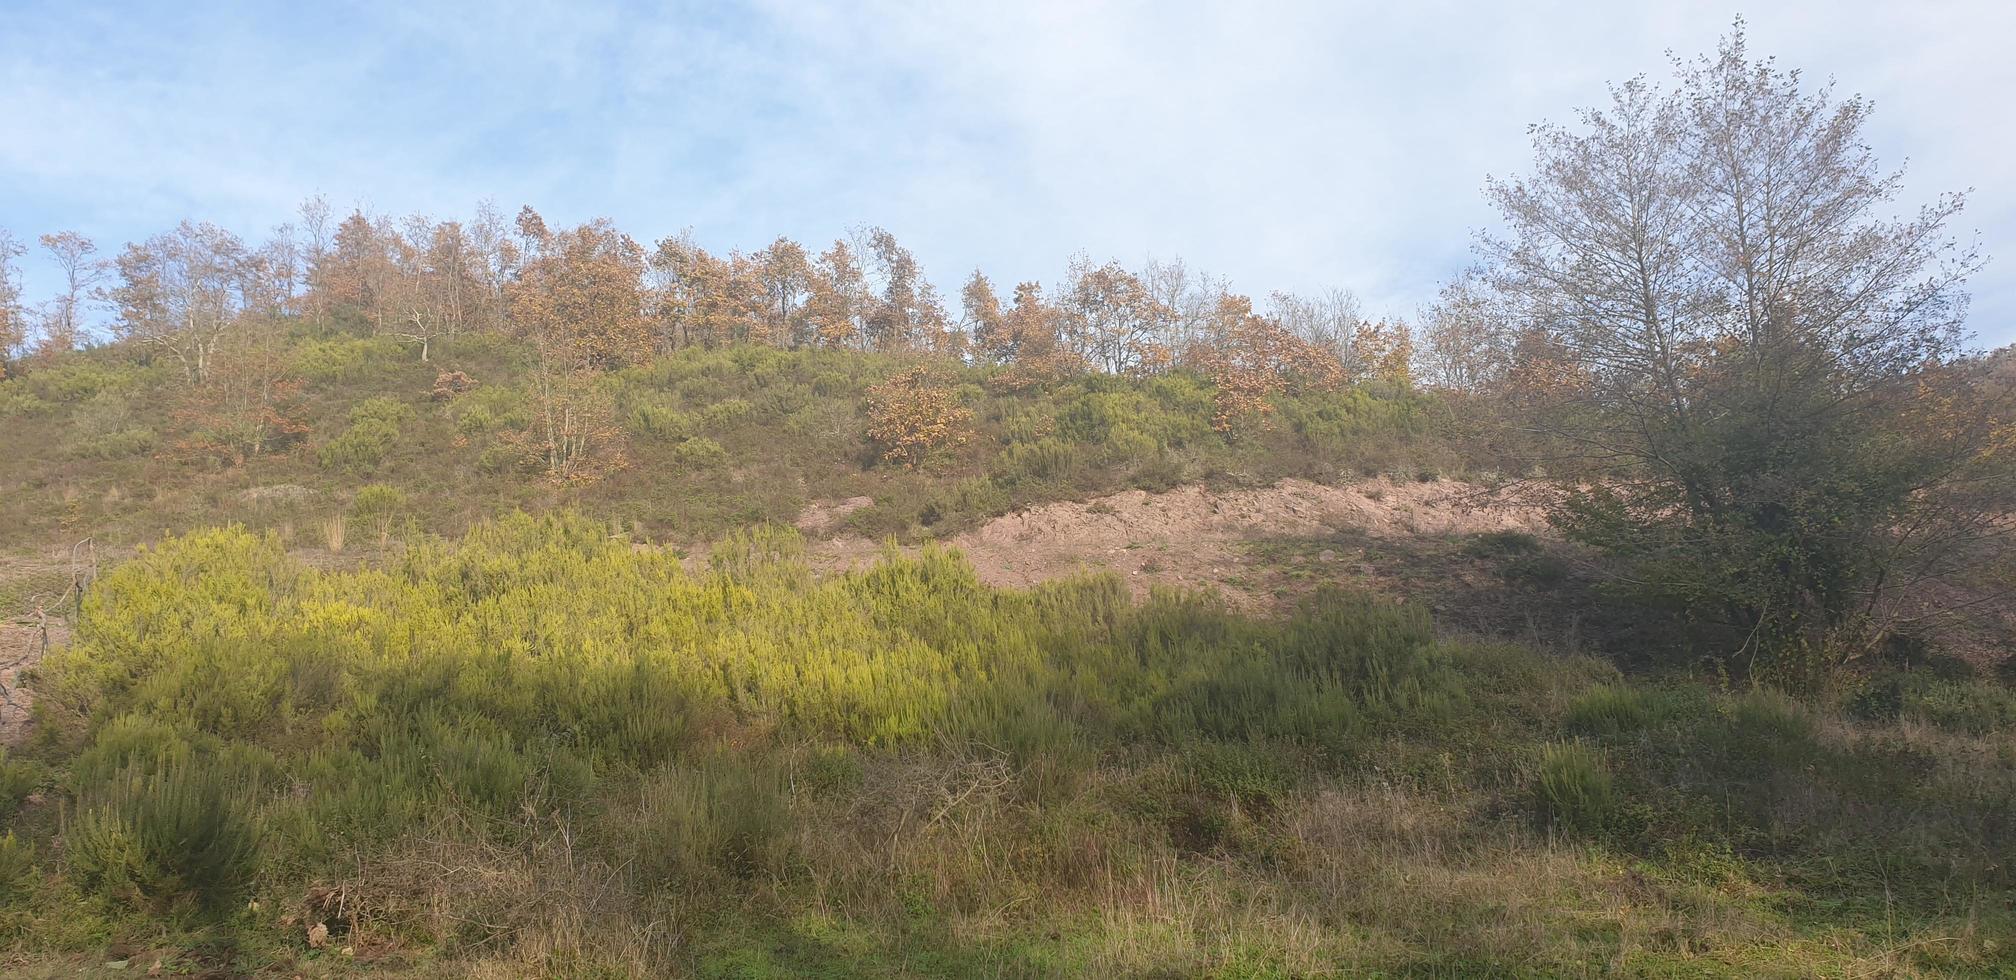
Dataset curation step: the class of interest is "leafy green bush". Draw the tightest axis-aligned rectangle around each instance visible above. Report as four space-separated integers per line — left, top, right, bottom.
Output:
350 483 410 523
73 426 158 459
1901 677 2016 735
318 396 415 473
14 510 2011 972
291 335 409 382
1564 686 1652 738
0 832 35 909
453 385 532 434
671 436 729 469
0 357 152 411
67 761 264 915
621 755 794 884
1533 741 1617 835
1465 530 1543 557
628 400 693 440
1000 437 1078 485
0 748 41 822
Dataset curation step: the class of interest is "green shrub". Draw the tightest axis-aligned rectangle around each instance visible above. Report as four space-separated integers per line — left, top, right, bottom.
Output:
1902 678 2016 735
1564 686 1651 738
73 426 158 459
454 385 532 434
318 397 415 473
927 477 1010 526
1728 689 1818 744
672 436 729 469
999 437 1078 485
292 335 408 382
699 398 753 429
349 395 416 428
1 357 150 408
0 832 35 908
1533 741 1616 835
1186 740 1293 808
0 749 41 822
1103 424 1159 464
350 483 410 523
67 761 264 915
1503 552 1571 587
1846 676 1906 723
623 756 793 885
629 401 693 440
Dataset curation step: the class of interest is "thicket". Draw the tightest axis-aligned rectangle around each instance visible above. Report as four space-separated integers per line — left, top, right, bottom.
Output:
0 514 2008 975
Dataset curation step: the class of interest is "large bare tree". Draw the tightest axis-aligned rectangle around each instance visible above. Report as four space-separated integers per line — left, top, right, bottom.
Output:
1480 22 2005 672
108 222 256 386
36 231 107 355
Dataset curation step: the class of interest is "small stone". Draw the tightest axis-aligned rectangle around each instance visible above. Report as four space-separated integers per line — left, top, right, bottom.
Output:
1318 549 1338 563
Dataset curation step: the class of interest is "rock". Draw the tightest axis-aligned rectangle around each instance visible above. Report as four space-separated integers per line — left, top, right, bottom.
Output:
1318 549 1338 563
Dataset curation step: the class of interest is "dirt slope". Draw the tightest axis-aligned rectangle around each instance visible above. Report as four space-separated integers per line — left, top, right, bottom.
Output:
810 477 1548 610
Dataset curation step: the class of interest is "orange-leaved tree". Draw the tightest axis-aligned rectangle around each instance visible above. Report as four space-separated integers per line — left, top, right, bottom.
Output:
865 366 973 467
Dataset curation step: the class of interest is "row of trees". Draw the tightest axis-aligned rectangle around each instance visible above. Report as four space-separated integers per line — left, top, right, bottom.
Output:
0 206 1418 385
0 203 1422 472
0 230 113 379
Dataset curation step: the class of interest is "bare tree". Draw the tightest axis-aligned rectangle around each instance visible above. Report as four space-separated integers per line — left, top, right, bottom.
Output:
1414 271 1510 393
1480 21 2002 669
0 230 25 375
34 231 107 355
109 221 255 385
1267 288 1362 372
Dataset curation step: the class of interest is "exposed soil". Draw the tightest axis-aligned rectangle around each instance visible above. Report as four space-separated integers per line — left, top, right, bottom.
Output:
0 549 93 747
0 617 64 748
808 477 1555 609
795 495 876 535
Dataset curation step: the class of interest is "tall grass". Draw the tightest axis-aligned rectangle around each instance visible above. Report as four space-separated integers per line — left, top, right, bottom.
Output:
0 514 2008 976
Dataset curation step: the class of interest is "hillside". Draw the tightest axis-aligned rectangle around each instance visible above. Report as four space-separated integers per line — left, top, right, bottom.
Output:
5 22 2016 977
0 319 2011 977
0 327 1469 618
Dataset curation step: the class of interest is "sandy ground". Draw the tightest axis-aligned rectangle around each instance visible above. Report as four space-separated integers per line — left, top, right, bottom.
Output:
808 477 1548 610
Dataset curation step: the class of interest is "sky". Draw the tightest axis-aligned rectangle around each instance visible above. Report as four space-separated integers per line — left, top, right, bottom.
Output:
3 0 2012 347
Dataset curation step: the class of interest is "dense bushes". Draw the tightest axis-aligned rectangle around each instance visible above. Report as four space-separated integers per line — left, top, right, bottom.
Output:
1 514 2007 974
317 396 415 473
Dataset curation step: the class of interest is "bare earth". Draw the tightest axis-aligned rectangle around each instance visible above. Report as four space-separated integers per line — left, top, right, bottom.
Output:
0 618 64 748
808 477 1547 610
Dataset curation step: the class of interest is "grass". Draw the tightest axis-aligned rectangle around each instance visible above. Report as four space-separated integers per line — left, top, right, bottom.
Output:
0 514 2008 976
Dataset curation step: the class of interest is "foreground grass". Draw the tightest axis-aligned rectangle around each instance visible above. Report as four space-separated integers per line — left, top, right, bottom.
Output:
0 513 2011 976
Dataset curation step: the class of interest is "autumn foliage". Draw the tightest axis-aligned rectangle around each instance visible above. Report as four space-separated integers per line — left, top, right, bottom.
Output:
1192 294 1348 432
865 366 973 467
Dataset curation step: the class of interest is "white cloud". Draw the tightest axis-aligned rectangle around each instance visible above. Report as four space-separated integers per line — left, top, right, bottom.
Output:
2 0 2010 344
